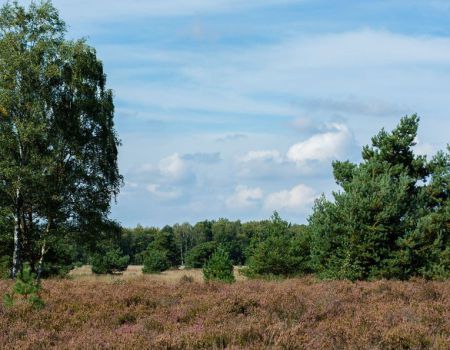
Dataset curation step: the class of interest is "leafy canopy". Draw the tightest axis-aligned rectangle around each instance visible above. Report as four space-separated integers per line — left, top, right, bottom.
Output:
0 0 122 277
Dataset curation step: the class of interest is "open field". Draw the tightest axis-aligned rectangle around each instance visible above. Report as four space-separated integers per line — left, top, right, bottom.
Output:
68 265 247 283
0 277 448 349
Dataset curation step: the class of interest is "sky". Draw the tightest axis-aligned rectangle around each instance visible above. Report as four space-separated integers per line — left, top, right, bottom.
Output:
14 0 450 227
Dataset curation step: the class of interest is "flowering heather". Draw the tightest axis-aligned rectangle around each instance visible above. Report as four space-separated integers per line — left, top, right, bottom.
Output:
0 277 449 349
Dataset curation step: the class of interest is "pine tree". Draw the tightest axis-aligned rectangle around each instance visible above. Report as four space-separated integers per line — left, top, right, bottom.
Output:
203 247 235 283
247 212 310 276
309 115 449 280
142 249 170 273
3 263 44 309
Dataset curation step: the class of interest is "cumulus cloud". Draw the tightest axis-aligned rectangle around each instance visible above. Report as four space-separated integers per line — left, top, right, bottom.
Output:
236 122 355 181
127 153 196 203
158 153 194 183
287 123 352 165
225 185 263 209
264 184 317 212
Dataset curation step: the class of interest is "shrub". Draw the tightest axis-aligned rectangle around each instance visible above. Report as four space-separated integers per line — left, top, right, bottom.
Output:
91 245 129 274
143 249 170 273
203 247 235 283
185 241 217 268
3 264 44 309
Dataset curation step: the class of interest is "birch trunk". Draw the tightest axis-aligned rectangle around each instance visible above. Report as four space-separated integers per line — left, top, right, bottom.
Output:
37 220 51 281
11 188 21 278
11 121 23 278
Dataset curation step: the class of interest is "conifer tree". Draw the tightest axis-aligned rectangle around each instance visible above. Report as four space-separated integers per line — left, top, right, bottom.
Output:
309 115 449 280
203 246 235 283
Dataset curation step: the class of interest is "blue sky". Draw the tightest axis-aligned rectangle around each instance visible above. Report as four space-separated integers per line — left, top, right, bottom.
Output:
17 0 450 227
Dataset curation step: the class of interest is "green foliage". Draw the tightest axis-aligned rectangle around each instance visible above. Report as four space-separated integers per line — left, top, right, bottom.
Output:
120 225 158 264
212 219 245 264
173 222 194 266
185 241 217 268
203 247 235 283
0 0 122 277
149 226 179 267
308 115 449 280
193 220 213 243
3 264 44 309
246 212 311 277
91 244 129 275
39 234 81 278
142 249 170 273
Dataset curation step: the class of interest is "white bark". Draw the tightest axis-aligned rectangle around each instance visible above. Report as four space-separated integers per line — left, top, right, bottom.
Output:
11 188 21 278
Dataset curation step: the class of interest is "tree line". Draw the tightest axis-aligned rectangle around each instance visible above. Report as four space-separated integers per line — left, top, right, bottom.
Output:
0 2 448 282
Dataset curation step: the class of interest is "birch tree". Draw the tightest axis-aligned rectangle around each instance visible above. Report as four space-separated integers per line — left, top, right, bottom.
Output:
0 1 122 278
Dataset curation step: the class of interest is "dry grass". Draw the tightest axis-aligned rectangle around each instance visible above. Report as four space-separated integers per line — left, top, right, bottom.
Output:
0 277 448 349
68 265 247 283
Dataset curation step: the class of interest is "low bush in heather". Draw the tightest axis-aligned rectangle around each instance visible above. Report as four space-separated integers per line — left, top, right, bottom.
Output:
143 249 170 273
203 247 235 283
3 264 44 309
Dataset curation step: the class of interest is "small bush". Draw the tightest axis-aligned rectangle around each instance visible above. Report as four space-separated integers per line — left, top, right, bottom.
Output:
143 249 170 273
203 247 235 283
3 264 44 309
91 245 129 274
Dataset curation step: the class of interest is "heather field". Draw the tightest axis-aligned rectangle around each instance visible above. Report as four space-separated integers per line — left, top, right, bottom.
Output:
0 277 449 350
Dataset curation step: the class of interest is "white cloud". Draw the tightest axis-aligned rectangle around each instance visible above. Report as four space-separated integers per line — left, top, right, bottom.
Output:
287 123 352 165
225 185 263 209
235 123 355 180
158 153 190 181
239 150 283 163
264 184 317 212
134 153 194 183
